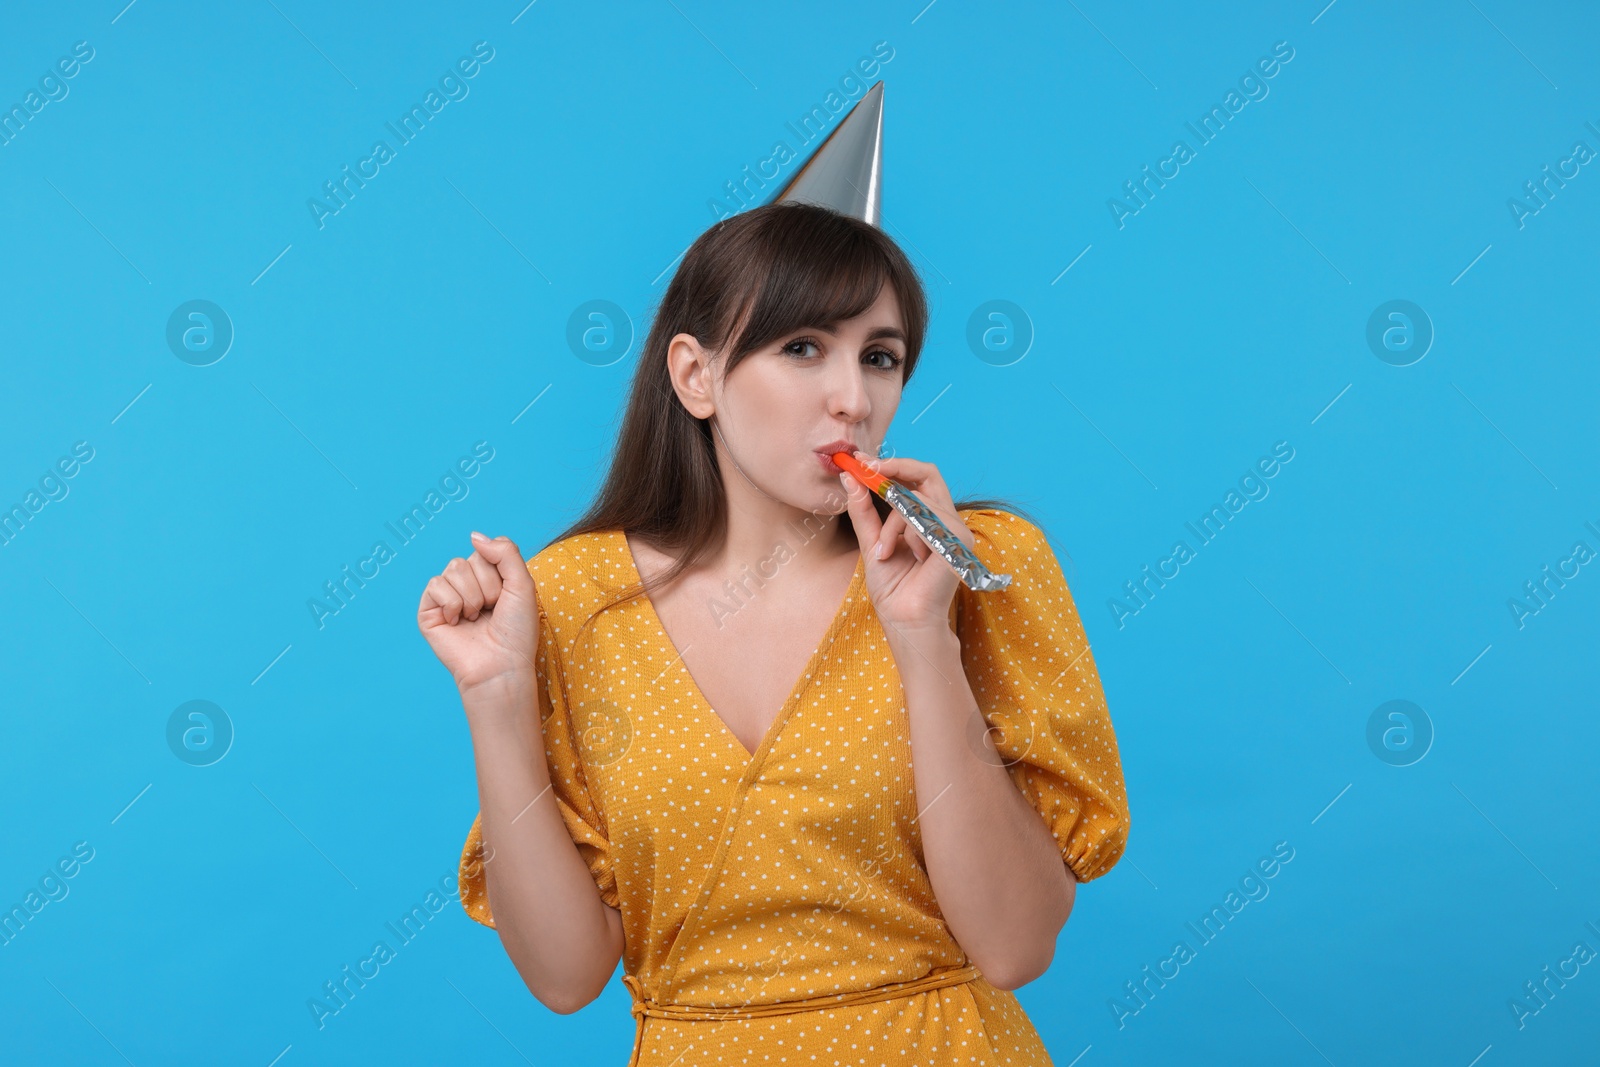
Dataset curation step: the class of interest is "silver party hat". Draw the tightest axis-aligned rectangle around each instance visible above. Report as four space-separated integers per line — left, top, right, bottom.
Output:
763 81 884 227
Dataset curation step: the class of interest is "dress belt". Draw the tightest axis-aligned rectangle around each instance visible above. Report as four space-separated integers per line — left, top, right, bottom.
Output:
621 964 981 1067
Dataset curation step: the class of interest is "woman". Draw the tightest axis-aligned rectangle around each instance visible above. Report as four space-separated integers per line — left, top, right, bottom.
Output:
418 200 1130 1065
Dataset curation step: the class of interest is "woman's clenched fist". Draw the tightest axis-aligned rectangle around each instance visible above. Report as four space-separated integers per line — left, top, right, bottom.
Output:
417 531 539 696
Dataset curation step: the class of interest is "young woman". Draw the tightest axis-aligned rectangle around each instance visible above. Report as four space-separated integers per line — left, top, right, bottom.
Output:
418 201 1130 1066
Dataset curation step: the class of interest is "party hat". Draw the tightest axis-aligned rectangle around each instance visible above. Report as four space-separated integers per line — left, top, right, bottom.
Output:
762 81 884 227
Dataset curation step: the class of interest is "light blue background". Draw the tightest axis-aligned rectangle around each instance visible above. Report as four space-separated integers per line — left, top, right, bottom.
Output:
2 2 1596 1064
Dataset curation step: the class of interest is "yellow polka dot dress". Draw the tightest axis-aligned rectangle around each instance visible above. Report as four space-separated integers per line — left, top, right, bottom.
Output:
458 508 1130 1065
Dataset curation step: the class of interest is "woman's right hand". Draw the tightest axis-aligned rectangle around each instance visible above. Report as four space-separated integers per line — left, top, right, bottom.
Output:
417 532 540 698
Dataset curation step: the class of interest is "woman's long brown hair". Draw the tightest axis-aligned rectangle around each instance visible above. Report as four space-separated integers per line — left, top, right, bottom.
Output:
542 200 1042 632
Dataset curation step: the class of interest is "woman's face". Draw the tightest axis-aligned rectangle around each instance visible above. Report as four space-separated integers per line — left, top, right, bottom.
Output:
672 283 907 518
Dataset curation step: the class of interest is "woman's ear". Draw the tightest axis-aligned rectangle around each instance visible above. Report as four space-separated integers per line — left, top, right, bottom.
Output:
666 332 717 419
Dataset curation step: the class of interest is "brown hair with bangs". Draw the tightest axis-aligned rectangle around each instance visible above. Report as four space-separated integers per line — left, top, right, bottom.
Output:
547 200 1039 625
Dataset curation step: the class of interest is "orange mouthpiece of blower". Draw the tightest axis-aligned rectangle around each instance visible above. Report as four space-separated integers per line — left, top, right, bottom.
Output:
831 451 889 495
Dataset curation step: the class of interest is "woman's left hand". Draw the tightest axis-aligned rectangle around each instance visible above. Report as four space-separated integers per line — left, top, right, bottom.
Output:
837 450 974 634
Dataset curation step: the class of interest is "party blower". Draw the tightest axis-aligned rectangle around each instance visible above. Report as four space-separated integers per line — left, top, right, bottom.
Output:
832 451 1013 592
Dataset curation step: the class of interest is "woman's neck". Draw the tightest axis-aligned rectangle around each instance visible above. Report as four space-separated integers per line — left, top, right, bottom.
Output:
714 501 859 580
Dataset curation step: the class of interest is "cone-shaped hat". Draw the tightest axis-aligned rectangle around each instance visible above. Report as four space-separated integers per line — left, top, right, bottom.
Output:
762 81 884 227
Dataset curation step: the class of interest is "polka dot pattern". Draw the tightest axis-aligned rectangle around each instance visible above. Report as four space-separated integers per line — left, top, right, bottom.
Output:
458 509 1131 1065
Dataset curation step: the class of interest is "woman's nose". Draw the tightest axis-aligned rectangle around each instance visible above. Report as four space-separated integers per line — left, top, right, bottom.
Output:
828 360 871 419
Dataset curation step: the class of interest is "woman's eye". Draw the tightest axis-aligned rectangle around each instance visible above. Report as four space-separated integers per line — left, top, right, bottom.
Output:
783 337 903 370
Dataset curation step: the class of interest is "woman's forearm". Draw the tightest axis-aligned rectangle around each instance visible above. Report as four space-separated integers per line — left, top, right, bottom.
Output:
463 676 625 1013
885 622 1076 991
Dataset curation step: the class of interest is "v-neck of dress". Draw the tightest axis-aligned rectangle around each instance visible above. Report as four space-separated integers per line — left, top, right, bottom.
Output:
613 529 866 769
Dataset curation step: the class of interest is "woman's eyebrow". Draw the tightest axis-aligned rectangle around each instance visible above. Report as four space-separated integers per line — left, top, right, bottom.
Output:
812 324 906 343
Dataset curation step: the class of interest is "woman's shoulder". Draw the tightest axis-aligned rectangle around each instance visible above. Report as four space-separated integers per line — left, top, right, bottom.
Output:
952 506 1074 612
525 528 631 609
957 506 1052 557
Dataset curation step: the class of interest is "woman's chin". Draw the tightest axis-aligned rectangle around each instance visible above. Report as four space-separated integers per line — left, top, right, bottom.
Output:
794 486 846 518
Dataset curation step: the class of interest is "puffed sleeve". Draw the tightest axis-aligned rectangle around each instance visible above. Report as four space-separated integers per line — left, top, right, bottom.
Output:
458 559 620 927
953 508 1130 883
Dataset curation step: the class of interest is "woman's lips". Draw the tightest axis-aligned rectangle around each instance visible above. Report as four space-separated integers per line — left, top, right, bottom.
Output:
816 451 846 474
